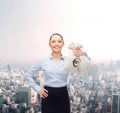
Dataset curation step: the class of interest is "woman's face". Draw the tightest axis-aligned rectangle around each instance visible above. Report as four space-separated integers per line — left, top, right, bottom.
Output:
49 34 64 53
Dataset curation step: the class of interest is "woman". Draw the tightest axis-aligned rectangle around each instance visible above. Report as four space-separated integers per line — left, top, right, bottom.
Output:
24 33 86 113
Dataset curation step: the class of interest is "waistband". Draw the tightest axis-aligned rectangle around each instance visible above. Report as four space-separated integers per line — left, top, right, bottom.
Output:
44 86 67 90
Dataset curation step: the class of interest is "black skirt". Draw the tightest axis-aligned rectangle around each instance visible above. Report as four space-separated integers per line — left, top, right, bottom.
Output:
41 86 70 113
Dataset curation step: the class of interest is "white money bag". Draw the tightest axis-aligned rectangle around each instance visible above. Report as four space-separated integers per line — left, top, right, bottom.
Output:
62 42 93 75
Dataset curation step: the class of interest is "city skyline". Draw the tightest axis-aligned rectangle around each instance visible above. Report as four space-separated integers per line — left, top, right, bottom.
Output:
0 0 120 64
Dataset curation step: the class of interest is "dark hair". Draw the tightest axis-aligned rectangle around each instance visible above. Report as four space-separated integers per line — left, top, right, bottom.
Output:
49 33 64 44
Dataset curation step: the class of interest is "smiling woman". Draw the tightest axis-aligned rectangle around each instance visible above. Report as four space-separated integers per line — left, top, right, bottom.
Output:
24 33 87 113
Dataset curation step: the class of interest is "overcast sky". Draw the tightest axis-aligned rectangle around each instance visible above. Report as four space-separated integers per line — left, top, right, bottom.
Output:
0 0 120 64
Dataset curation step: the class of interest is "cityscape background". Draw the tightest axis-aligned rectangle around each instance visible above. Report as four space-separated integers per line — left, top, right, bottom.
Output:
0 0 120 113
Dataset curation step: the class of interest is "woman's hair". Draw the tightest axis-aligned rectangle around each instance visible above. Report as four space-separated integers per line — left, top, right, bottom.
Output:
49 33 64 44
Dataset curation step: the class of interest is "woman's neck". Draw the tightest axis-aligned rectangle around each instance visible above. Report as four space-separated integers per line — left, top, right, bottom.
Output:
51 53 62 60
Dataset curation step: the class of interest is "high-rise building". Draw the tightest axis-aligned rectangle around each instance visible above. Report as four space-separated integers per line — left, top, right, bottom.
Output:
17 86 38 106
17 87 31 106
0 95 4 108
111 94 120 113
31 88 37 105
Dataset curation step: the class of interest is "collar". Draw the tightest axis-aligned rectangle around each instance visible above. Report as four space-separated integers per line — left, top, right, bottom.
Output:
49 54 65 60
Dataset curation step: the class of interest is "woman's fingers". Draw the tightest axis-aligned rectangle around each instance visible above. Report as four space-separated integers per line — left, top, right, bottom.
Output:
73 49 86 57
39 88 48 98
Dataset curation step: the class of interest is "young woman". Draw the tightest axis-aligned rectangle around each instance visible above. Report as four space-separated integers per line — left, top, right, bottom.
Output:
24 33 86 113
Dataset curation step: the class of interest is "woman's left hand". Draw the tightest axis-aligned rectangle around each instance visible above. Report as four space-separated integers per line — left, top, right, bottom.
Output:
72 49 86 57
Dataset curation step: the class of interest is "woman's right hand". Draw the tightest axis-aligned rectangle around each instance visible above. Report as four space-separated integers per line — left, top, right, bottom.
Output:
39 88 48 99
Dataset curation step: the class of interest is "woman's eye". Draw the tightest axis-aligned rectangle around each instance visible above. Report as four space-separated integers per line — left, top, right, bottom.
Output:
58 41 62 43
51 40 55 43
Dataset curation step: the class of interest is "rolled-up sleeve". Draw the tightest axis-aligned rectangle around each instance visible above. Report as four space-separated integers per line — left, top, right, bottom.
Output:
24 60 42 93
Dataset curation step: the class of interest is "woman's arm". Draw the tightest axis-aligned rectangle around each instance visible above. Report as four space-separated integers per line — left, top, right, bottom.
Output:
24 61 41 93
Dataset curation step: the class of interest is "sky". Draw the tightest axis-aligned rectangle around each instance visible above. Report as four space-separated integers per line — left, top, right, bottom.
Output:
0 0 120 64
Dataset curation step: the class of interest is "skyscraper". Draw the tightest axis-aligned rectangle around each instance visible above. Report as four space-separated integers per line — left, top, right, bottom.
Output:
17 86 38 106
111 94 120 113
